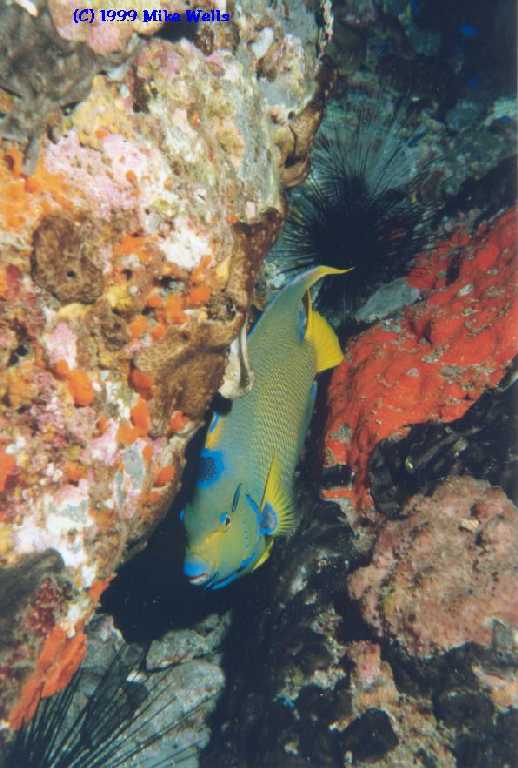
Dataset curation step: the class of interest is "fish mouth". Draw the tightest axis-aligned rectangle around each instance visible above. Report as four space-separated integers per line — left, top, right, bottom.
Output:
188 571 211 586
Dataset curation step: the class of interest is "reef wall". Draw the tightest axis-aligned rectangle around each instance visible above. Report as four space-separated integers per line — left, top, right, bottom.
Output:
0 0 332 728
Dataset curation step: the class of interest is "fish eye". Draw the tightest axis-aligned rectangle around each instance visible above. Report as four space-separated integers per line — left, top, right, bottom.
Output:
219 512 232 528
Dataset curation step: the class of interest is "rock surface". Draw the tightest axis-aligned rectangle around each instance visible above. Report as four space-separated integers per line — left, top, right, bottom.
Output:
348 476 518 658
369 363 517 518
1 612 227 767
0 0 331 729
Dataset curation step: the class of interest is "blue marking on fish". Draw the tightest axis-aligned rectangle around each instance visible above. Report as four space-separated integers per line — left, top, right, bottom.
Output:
260 502 278 536
246 493 262 533
197 448 225 488
184 558 208 578
239 549 259 572
208 413 220 433
211 572 240 589
211 544 262 589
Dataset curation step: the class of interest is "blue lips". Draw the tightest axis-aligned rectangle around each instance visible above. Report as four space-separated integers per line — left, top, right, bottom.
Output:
184 558 206 577
184 557 211 586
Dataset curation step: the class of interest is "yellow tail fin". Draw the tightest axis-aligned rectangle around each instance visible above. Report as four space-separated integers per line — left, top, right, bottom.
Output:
305 291 343 372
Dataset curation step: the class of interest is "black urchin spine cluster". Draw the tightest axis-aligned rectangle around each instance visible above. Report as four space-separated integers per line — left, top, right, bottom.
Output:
1 643 210 768
273 97 439 319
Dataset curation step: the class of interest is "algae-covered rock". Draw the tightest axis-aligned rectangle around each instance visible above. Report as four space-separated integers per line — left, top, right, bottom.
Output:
348 476 518 657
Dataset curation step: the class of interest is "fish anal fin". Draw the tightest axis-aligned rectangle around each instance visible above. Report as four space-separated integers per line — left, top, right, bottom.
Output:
305 297 343 373
260 456 296 536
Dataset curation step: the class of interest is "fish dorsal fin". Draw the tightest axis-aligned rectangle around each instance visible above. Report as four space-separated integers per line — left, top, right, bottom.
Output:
260 456 295 536
304 291 344 373
304 264 352 290
251 539 274 570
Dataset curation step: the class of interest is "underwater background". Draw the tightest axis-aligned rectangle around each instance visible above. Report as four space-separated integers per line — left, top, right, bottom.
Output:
0 0 516 766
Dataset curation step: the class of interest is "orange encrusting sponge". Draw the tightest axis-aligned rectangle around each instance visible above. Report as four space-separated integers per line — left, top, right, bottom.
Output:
323 208 518 512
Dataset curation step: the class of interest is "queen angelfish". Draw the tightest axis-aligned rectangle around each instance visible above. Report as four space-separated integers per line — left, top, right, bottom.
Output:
182 265 346 589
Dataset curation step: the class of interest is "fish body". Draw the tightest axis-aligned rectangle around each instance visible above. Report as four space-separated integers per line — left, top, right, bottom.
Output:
182 265 345 589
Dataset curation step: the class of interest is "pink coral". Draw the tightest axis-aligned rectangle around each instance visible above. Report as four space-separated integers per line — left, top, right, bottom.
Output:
44 133 138 218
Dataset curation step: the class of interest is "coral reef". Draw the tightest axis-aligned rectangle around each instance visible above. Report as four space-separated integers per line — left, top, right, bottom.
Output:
198 481 518 767
0 0 331 730
199 484 512 768
340 477 518 768
2 0 516 763
0 3 137 171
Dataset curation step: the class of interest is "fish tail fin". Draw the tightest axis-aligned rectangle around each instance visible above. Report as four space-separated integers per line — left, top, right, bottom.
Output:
305 289 344 372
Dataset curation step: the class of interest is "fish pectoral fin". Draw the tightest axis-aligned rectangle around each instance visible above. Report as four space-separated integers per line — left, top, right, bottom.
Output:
206 412 223 449
260 456 296 536
251 539 274 571
305 292 343 373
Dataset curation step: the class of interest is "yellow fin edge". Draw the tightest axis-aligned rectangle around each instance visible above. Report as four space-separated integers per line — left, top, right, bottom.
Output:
251 540 274 571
